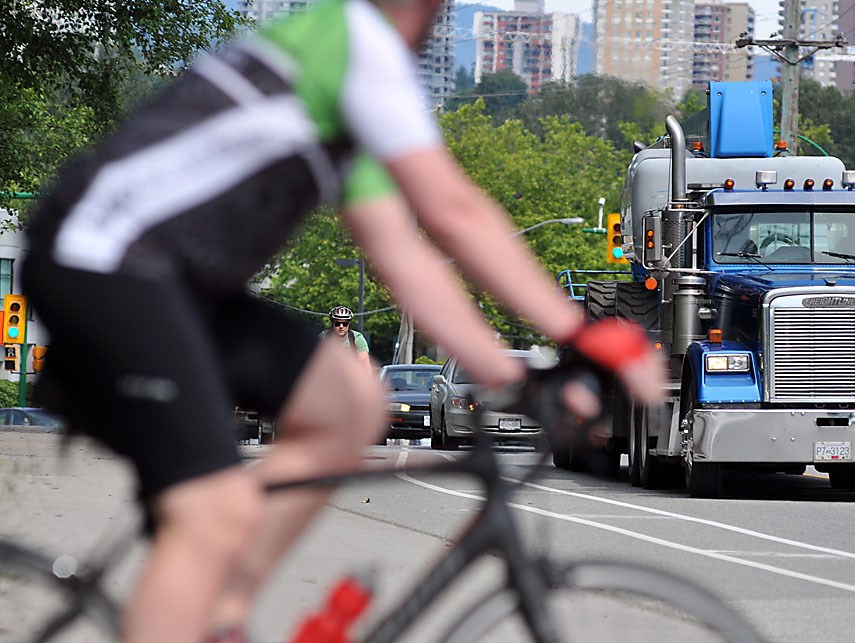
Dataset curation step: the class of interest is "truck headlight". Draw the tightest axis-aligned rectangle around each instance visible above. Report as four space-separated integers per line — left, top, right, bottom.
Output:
705 354 750 372
387 402 410 412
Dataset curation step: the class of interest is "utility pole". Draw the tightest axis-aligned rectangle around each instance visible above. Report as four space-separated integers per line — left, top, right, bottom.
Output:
735 0 845 155
780 0 800 154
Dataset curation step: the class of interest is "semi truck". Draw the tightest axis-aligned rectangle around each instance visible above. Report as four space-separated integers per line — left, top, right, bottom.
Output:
555 81 855 497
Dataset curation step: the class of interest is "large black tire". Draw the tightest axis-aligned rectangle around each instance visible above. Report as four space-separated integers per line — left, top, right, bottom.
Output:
639 405 666 490
552 444 570 469
828 465 855 491
615 281 660 332
627 404 642 487
682 376 724 498
584 281 618 321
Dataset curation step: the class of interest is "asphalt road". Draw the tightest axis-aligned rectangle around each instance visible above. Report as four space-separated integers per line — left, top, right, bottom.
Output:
3 429 855 642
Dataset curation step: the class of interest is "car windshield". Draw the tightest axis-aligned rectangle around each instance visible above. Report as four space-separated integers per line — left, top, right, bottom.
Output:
24 410 65 427
384 368 439 391
713 209 855 264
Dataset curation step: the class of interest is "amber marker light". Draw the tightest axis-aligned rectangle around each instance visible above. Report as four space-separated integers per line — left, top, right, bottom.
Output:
645 277 658 290
723 178 735 190
823 178 834 190
804 178 815 190
784 178 795 190
775 140 789 151
708 328 723 344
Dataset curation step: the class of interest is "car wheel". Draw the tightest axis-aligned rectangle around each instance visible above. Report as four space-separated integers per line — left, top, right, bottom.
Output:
441 412 460 451
430 409 443 450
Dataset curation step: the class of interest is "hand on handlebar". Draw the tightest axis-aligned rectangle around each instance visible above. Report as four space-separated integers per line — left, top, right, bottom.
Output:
490 318 665 436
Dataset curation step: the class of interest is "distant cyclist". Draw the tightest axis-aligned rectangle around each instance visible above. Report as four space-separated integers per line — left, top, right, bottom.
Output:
22 0 664 640
323 306 371 372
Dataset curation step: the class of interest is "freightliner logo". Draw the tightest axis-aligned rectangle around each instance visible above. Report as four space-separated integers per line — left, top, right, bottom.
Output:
802 297 855 307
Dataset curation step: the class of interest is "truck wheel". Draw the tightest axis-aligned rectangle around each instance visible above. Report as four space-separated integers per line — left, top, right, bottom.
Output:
639 406 664 489
828 465 855 491
615 281 659 331
627 404 642 487
584 281 618 320
682 377 723 498
685 461 723 498
552 444 570 469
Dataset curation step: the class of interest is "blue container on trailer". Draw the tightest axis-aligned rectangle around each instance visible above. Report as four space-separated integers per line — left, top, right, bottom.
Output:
708 81 774 159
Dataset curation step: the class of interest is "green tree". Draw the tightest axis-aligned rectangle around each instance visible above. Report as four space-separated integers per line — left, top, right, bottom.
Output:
1 1 245 212
439 100 630 345
454 64 475 92
513 75 673 152
260 207 400 362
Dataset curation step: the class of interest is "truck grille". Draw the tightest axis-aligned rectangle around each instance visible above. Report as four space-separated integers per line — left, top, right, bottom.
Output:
771 307 855 401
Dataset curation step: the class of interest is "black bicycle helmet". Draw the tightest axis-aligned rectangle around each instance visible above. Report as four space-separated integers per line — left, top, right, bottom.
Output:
329 306 354 321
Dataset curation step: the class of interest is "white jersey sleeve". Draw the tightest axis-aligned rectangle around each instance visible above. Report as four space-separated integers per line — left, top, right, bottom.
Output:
341 0 443 162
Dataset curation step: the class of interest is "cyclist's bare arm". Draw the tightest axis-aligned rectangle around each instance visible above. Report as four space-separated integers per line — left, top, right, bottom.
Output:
384 148 584 340
383 148 663 401
343 192 523 389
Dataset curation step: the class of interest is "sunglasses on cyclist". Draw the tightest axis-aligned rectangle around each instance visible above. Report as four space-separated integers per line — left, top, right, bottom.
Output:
333 321 350 327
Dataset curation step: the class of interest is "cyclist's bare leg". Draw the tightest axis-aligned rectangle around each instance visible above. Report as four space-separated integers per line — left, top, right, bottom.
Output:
209 340 386 631
124 468 263 643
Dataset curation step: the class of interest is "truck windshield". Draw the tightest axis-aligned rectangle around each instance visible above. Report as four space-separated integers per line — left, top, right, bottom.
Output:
713 210 855 264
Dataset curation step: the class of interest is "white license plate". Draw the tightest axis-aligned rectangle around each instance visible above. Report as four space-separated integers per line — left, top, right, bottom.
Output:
423 415 430 427
814 441 852 461
498 417 521 431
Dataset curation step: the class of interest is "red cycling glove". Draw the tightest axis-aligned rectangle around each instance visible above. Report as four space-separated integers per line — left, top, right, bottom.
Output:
563 318 650 374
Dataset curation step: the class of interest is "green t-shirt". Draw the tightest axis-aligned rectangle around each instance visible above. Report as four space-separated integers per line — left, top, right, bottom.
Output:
321 328 369 352
258 0 440 205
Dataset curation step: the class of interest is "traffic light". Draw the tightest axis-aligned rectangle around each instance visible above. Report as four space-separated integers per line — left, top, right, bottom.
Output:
32 345 47 373
3 294 27 344
606 213 628 264
4 345 19 371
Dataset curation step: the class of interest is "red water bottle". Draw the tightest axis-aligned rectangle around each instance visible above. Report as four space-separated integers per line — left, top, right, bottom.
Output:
290 573 373 643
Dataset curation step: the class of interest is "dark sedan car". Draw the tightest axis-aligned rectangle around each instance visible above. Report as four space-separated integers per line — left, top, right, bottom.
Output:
0 407 66 430
379 364 442 440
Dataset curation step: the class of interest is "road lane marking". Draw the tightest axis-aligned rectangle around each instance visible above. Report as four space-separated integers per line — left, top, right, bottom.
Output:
393 451 855 593
509 477 855 561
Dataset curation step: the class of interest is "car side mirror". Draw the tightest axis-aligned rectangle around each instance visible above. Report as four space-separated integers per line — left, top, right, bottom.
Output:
433 374 445 384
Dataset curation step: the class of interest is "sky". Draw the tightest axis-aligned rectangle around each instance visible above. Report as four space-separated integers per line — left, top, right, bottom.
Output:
460 1 782 38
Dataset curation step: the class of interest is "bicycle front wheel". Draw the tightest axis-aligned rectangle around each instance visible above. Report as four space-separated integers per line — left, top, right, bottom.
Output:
441 560 765 643
0 540 120 643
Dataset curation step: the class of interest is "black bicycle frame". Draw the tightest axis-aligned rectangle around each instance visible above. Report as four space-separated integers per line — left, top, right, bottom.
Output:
265 429 563 643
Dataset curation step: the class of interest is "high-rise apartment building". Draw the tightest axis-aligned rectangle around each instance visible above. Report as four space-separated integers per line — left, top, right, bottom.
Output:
693 2 755 89
473 0 580 93
790 0 838 87
235 0 455 108
420 0 456 108
835 0 855 92
593 0 695 96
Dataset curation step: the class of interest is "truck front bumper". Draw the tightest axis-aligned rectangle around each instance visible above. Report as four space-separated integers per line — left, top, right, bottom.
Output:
692 408 855 462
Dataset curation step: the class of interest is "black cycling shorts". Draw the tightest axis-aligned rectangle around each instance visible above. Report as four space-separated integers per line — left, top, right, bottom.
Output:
22 253 320 503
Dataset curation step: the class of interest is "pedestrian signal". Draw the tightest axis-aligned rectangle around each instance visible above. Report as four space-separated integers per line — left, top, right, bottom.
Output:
606 213 628 264
32 345 48 373
3 294 27 344
4 345 19 371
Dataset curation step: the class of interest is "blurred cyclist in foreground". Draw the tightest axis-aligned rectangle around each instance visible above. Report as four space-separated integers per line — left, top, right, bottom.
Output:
22 0 664 640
